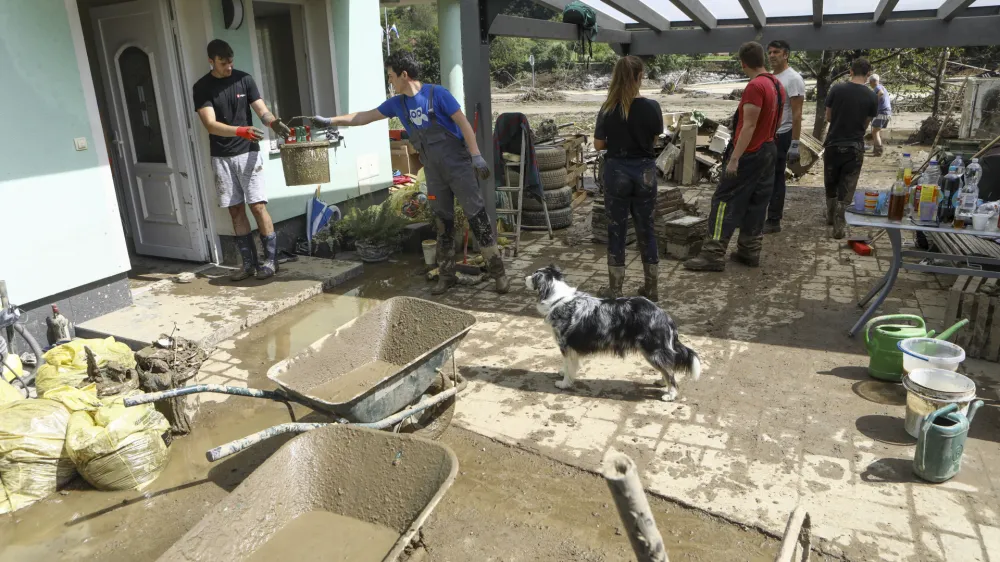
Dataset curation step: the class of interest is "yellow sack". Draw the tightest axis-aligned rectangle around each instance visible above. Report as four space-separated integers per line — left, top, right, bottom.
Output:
44 384 102 412
2 353 22 383
0 476 10 514
66 393 170 492
0 378 23 406
35 337 136 396
0 399 75 514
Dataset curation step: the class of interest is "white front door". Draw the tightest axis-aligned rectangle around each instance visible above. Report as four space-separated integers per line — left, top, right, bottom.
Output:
92 0 207 262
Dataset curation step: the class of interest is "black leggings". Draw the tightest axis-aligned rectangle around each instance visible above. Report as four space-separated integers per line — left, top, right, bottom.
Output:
603 157 659 267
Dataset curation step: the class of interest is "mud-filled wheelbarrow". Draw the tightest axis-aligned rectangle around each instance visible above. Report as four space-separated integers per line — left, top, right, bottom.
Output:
157 425 458 562
124 297 476 462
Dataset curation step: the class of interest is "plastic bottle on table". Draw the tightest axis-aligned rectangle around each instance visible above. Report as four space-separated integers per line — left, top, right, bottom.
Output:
938 165 961 225
954 158 981 229
966 157 983 189
913 159 940 216
899 153 913 187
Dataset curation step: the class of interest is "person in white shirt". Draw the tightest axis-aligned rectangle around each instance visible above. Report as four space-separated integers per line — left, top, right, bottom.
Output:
764 40 805 234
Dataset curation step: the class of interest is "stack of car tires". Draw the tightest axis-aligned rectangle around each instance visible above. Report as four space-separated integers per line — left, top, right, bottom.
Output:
505 146 574 230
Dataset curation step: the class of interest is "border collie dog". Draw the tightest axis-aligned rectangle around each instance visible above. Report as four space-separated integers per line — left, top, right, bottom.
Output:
524 265 700 401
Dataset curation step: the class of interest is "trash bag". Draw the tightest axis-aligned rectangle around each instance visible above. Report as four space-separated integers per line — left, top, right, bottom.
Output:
66 393 170 492
2 353 23 383
36 337 136 396
43 384 102 412
0 378 23 406
0 399 75 514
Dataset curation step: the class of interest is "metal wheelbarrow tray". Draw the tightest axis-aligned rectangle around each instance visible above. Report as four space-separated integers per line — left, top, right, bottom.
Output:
157 425 459 562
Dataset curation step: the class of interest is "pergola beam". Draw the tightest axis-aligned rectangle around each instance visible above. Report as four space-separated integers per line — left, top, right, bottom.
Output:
937 0 976 22
533 0 627 30
629 14 1000 55
490 14 633 44
813 0 823 26
737 0 767 29
873 0 901 24
603 0 671 31
666 0 717 31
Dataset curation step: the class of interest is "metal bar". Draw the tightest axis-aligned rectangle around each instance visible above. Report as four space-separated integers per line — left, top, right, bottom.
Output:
938 0 976 22
490 14 632 43
629 15 1000 55
737 0 766 28
667 0 717 31
813 0 823 26
604 0 671 31
122 384 290 407
874 0 901 24
532 0 627 30
602 451 669 562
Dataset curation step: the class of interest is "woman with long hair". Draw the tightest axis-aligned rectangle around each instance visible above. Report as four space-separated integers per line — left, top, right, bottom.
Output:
594 56 664 300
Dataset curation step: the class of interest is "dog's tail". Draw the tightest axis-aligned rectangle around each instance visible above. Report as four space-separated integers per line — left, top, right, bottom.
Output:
674 337 701 381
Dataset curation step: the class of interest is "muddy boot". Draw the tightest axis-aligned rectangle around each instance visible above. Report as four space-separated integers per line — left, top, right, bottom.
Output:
762 221 781 234
597 266 626 298
637 263 659 302
683 239 728 272
480 246 510 294
431 239 457 295
230 234 258 282
730 232 761 267
832 201 848 240
826 198 837 226
256 232 278 280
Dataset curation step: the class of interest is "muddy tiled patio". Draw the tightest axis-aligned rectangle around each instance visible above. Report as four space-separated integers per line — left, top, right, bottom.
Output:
417 184 1000 562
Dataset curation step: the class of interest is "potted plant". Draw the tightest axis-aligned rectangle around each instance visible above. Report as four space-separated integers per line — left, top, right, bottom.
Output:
334 200 410 263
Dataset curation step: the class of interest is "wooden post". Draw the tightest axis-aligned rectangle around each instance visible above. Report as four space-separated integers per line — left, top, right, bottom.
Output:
602 451 668 562
774 505 811 562
680 124 697 186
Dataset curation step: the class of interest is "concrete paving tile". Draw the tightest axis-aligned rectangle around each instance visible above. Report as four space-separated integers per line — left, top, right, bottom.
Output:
855 533 916 562
614 434 657 451
938 533 985 562
662 422 729 449
633 400 692 420
803 493 914 540
912 486 978 537
564 417 618 454
980 525 1000 562
921 531 947 561
585 400 624 422
622 417 663 439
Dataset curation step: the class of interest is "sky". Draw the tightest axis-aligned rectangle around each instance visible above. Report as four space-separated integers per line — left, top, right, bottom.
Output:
582 0 1000 24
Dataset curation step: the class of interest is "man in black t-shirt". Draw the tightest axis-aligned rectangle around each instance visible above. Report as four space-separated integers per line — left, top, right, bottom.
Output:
823 57 878 239
193 39 291 281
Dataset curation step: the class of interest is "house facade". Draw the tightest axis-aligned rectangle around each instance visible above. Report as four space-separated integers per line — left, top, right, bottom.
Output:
1 0 391 336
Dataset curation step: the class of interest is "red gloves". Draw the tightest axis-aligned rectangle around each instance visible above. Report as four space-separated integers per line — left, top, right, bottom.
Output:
236 126 264 141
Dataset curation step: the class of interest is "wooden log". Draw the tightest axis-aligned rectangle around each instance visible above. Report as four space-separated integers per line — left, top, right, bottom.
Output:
602 451 668 562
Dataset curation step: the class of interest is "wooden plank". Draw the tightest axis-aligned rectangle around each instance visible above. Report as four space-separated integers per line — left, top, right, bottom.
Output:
956 277 980 351
945 275 970 329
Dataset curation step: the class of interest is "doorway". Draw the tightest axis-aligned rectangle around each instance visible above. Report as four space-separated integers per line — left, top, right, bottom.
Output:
81 0 210 267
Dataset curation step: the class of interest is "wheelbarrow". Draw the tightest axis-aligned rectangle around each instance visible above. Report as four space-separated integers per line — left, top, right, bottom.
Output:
124 297 476 462
156 424 458 562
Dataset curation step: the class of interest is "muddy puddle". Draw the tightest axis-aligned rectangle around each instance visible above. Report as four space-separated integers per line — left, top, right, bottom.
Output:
305 359 401 402
246 511 398 562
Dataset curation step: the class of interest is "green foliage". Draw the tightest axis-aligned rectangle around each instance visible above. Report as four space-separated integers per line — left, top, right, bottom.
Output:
334 200 410 245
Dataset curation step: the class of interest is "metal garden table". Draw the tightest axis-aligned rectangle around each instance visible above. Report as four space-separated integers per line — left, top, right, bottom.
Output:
846 212 1000 337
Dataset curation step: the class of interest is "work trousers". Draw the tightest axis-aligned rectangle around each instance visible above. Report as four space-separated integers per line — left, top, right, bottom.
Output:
603 157 659 267
706 142 777 251
766 130 793 225
824 146 865 203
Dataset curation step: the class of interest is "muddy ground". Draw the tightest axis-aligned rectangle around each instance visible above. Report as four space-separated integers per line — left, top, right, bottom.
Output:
0 290 803 562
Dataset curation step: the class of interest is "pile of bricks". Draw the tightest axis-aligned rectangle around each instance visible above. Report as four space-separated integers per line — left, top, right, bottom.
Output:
660 215 708 260
591 186 688 246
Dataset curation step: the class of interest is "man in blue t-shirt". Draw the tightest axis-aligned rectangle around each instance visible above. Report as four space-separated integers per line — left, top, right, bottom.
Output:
309 52 508 295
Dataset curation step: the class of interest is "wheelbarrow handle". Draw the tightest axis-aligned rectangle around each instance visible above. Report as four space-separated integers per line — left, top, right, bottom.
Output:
122 384 289 407
206 423 328 462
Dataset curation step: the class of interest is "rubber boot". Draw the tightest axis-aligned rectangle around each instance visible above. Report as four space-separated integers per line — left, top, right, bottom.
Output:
638 263 659 302
762 221 781 234
597 266 626 299
683 238 728 272
431 235 457 295
832 201 847 240
730 232 761 267
826 198 837 226
230 234 258 282
480 246 510 294
256 232 278 280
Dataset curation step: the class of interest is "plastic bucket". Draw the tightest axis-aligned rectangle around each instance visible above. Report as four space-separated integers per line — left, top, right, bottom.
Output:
901 368 977 438
279 141 331 186
898 337 965 374
421 240 437 266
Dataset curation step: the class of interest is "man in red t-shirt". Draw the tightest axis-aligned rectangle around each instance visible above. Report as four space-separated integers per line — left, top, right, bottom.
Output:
686 42 785 271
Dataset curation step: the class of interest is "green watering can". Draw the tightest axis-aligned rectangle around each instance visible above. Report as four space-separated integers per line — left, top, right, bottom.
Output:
914 400 983 483
864 315 968 381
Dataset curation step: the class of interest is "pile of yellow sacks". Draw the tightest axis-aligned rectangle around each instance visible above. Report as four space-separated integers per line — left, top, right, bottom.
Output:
0 338 170 514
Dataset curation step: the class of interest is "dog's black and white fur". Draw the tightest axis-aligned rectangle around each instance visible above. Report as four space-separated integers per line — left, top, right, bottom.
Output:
524 265 701 401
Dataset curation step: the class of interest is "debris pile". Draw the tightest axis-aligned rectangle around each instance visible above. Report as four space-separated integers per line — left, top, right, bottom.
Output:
515 88 567 103
910 115 959 144
722 88 744 101
136 335 209 438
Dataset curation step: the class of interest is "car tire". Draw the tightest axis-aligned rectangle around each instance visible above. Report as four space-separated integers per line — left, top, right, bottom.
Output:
536 146 567 171
520 206 574 230
520 185 574 212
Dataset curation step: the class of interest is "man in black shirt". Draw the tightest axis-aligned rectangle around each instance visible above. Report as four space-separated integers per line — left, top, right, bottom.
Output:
823 57 878 239
193 39 291 281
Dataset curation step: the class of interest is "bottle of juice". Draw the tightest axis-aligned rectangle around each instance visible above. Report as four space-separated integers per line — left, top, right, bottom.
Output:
888 179 908 221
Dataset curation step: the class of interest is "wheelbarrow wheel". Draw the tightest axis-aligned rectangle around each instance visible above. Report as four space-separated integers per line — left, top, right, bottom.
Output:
400 370 455 441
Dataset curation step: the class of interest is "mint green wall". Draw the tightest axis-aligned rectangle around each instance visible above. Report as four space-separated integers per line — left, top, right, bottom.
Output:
0 1 100 179
206 0 392 225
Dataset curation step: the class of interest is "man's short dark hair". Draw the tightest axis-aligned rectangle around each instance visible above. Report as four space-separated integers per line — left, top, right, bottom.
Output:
207 39 234 60
738 42 766 69
767 40 790 54
851 57 872 78
386 51 421 80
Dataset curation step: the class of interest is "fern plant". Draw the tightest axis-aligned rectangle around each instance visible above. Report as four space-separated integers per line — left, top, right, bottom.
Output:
334 200 410 246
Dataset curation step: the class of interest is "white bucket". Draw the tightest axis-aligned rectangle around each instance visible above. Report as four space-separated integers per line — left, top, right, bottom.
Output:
901 368 977 438
421 240 437 266
898 337 965 374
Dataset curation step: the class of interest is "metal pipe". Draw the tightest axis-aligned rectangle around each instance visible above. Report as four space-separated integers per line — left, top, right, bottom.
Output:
122 384 289 407
205 377 467 462
602 451 669 562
